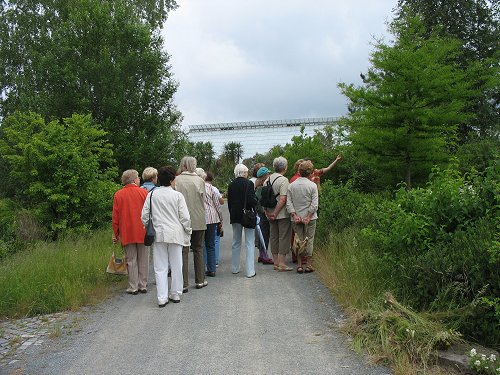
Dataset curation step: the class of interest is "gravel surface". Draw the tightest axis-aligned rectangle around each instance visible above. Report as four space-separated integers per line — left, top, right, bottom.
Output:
1 205 391 375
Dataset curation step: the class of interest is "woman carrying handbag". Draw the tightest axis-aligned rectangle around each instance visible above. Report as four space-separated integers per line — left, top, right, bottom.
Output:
227 164 258 278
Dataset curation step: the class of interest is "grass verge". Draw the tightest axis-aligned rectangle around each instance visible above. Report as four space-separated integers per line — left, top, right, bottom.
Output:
0 228 127 319
315 228 464 375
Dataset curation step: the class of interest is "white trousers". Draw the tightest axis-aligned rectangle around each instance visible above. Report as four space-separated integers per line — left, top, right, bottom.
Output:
153 242 183 305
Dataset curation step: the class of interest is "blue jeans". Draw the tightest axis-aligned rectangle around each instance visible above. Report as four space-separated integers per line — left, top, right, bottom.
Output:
231 223 255 277
204 229 220 268
204 223 217 273
215 231 220 264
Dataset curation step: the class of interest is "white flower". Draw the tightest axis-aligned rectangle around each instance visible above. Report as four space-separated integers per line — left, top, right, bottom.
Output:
470 348 477 356
475 360 481 366
490 354 497 362
482 354 487 360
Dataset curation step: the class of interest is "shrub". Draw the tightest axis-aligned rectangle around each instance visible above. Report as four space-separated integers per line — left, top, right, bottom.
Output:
0 112 120 238
317 180 386 239
361 165 499 347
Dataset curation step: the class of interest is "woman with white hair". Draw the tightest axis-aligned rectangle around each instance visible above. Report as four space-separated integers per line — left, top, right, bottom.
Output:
227 164 258 278
175 156 207 291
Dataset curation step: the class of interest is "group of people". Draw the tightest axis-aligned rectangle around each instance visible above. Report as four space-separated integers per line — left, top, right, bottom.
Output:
111 154 342 308
228 154 342 277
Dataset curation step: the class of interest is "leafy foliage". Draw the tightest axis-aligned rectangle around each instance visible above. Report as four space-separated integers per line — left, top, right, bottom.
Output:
359 165 499 347
0 0 183 171
339 16 477 190
185 141 216 172
0 113 119 238
396 0 500 142
316 180 386 238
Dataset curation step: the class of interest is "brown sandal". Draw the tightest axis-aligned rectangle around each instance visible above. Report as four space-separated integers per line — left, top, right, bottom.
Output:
304 266 315 273
296 267 304 273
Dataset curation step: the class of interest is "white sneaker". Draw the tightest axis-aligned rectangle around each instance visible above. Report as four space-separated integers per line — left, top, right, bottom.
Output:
196 280 208 289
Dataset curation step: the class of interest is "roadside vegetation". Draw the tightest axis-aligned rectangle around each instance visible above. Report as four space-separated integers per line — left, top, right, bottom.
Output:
0 228 126 318
0 0 498 374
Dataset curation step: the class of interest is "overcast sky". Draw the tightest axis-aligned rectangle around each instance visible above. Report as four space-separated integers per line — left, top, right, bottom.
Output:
163 0 397 127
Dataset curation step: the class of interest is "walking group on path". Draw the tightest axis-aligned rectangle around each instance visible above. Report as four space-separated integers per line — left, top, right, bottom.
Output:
112 154 342 307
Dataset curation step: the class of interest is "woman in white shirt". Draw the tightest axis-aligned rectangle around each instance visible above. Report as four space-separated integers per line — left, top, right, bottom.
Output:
141 166 192 307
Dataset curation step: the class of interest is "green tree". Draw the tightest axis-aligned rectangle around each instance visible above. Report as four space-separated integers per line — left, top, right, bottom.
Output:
339 17 476 189
222 142 244 166
282 125 344 180
0 0 183 171
0 112 119 237
396 0 499 142
185 141 216 171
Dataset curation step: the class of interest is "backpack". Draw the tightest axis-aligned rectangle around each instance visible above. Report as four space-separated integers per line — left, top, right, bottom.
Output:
259 176 283 209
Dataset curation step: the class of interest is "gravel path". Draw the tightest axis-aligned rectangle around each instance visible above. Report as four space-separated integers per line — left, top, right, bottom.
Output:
1 205 391 375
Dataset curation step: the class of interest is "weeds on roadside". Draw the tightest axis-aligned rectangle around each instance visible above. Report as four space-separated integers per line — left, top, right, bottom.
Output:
315 228 464 374
0 228 126 318
344 292 462 374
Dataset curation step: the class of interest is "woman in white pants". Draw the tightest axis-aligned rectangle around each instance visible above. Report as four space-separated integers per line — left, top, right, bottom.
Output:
141 166 192 307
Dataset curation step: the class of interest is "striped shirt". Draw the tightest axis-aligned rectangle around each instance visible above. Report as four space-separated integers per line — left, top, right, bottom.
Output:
204 183 223 224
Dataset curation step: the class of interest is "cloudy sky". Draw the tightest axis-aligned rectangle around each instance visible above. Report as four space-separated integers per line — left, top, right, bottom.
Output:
163 0 397 127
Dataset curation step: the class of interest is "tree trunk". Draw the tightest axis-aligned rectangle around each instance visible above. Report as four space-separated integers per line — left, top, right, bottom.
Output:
405 155 412 190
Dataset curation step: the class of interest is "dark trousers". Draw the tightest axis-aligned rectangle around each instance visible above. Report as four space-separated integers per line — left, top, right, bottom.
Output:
183 230 205 288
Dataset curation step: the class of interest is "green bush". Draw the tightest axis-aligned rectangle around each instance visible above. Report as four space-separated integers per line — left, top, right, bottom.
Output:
0 198 18 258
0 112 120 238
361 165 499 347
317 180 386 238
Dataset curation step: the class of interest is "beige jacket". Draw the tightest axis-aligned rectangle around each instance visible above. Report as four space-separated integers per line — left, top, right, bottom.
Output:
286 177 319 220
175 172 207 231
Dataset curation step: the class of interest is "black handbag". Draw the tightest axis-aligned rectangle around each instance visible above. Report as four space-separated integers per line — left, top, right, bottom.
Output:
240 182 257 229
144 189 156 246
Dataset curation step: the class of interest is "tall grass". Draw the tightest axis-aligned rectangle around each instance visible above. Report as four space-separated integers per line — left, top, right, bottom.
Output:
315 228 388 309
315 228 463 375
0 228 127 318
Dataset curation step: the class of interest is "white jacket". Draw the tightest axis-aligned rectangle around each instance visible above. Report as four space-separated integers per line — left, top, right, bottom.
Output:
141 186 192 247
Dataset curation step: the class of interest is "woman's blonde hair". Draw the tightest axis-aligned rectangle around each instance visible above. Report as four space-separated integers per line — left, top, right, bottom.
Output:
142 167 158 182
195 167 207 180
298 160 314 177
293 159 304 170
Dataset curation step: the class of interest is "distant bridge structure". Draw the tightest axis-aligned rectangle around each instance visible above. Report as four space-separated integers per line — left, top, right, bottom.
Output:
187 117 339 160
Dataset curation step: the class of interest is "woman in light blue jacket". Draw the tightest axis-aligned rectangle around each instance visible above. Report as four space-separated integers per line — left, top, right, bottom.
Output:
141 166 192 307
